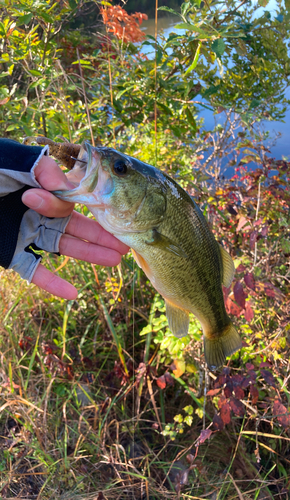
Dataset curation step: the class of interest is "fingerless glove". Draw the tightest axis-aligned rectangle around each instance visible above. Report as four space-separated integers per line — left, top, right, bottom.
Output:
0 138 70 282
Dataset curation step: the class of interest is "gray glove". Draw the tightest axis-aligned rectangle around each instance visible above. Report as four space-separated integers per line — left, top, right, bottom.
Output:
0 138 71 282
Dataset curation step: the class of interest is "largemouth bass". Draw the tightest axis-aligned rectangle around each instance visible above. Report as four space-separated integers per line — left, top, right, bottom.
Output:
53 142 242 370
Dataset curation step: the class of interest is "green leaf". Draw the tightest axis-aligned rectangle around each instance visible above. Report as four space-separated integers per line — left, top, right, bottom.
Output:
281 239 290 253
156 47 163 65
275 14 283 23
115 85 135 100
17 13 33 25
28 69 42 76
249 99 261 109
68 0 77 9
184 42 201 76
175 23 208 36
30 77 46 88
40 12 54 23
211 39 225 57
6 124 18 131
185 107 197 131
158 6 180 17
72 59 91 65
258 0 269 6
0 21 5 36
170 125 182 138
181 1 191 17
156 102 173 116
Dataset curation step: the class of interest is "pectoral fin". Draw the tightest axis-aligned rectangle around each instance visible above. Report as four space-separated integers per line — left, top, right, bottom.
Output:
146 229 188 259
165 300 189 338
219 244 235 288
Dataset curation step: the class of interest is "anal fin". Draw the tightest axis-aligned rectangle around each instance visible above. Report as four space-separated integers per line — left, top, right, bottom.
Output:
165 300 189 338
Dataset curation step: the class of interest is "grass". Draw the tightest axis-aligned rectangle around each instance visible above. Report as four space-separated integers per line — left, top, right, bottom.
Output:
0 241 289 499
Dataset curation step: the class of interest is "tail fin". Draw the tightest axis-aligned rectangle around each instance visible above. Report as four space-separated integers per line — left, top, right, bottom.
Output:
204 322 242 371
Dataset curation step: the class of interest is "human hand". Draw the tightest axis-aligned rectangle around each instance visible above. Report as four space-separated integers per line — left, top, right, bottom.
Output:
22 155 129 299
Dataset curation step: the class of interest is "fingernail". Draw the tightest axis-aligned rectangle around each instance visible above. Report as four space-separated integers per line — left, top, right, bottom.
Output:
22 192 43 209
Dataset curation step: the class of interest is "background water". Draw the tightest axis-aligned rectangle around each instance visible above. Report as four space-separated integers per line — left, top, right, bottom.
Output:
140 3 290 161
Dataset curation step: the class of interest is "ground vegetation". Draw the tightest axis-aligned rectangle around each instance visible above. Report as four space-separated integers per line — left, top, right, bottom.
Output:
0 0 290 498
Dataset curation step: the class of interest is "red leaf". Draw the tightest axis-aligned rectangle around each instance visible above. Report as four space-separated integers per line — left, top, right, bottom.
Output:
229 397 245 417
164 372 174 386
225 297 243 317
264 282 284 301
244 272 256 291
260 369 276 388
246 363 255 370
212 413 224 431
224 385 232 398
19 336 33 352
232 374 243 385
264 283 276 298
222 285 230 302
156 375 166 390
249 230 258 250
236 264 247 273
273 398 290 429
244 301 254 322
214 374 226 389
259 361 272 368
248 370 257 383
217 395 227 409
253 218 263 227
250 384 259 404
237 216 250 232
197 428 212 445
220 402 231 424
255 281 284 301
241 378 250 389
207 388 221 396
234 386 245 400
233 281 247 309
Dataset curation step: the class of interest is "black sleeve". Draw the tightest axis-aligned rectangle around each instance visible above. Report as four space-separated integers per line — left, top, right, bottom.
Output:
0 138 44 172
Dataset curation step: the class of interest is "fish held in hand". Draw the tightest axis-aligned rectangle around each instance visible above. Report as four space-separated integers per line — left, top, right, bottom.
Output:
53 142 242 370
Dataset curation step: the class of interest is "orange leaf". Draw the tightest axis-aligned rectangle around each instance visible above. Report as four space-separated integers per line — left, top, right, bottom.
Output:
172 359 185 378
0 97 9 106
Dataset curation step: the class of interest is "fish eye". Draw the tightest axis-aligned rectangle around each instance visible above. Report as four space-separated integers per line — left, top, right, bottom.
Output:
113 159 127 176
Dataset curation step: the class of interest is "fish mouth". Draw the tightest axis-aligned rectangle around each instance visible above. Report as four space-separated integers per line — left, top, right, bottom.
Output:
53 142 110 207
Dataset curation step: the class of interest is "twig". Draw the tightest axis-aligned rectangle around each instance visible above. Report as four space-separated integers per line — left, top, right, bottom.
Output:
254 179 261 267
77 47 95 146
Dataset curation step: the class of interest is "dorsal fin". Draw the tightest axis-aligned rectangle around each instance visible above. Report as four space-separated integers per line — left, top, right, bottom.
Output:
219 244 235 288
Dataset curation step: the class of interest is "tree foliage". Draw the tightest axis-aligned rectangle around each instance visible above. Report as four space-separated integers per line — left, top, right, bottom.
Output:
0 1 290 498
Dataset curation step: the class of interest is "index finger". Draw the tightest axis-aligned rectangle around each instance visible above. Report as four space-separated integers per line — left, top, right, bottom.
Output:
34 155 75 191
